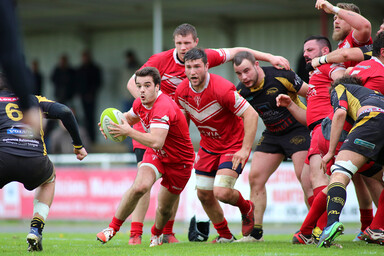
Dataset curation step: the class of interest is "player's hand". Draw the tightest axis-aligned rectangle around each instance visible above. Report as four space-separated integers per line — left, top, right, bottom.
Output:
232 148 250 171
270 55 290 70
276 94 292 108
74 147 88 161
98 122 107 140
315 0 334 14
321 152 334 173
109 118 131 138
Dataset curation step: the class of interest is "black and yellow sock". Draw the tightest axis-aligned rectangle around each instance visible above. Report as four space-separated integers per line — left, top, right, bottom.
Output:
250 224 263 239
326 182 346 227
31 217 45 235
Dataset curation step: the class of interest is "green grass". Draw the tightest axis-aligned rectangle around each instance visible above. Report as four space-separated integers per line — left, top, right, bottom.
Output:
0 232 383 256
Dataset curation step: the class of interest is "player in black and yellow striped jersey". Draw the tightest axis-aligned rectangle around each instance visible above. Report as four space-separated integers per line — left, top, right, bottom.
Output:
0 73 88 252
318 75 384 248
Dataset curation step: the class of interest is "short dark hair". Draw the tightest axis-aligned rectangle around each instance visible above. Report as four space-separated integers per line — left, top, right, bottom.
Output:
0 72 9 91
331 74 363 90
373 31 384 57
135 67 161 87
233 51 256 66
304 35 332 52
337 3 360 14
173 23 197 41
184 48 207 64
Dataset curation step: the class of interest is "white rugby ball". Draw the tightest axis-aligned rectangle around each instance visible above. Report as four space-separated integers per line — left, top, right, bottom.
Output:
100 108 127 142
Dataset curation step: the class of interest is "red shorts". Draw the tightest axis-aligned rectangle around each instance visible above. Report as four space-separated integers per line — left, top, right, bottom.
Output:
317 130 343 175
142 149 192 195
305 124 322 165
194 147 247 176
132 123 147 150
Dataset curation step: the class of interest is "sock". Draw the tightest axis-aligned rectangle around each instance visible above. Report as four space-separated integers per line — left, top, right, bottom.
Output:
360 208 373 232
250 224 263 239
313 185 327 198
130 222 143 237
369 190 384 230
163 220 175 235
301 191 327 235
317 211 327 230
235 191 251 214
151 224 163 236
30 217 45 235
326 182 346 227
109 216 124 232
307 195 314 207
213 218 232 239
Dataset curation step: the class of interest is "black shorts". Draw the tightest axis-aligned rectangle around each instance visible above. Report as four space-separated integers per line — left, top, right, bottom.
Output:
341 112 384 165
134 148 146 163
255 123 310 158
0 153 54 191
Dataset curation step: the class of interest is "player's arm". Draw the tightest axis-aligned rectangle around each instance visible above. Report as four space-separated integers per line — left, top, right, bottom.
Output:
330 68 346 81
227 47 290 70
42 100 87 160
297 82 309 97
276 94 307 126
321 108 346 172
127 75 139 98
109 117 168 150
315 0 371 43
311 48 365 69
232 106 258 170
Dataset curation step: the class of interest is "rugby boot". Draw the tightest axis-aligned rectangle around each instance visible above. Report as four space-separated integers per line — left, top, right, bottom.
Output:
26 227 43 252
96 227 116 244
241 200 255 236
317 222 344 248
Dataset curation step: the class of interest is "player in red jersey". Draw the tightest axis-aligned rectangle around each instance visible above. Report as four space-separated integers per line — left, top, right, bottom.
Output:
315 1 372 68
96 67 195 247
125 23 291 244
175 48 259 243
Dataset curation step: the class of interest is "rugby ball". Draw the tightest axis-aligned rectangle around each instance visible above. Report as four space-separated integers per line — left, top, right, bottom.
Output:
100 108 127 142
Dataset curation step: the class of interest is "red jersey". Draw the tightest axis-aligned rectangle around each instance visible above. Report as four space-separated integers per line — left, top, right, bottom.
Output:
140 48 230 99
175 73 250 152
338 30 372 68
306 63 345 130
129 92 195 165
350 57 384 94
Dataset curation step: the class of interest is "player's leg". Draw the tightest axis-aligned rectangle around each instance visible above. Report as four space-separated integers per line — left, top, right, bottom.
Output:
352 173 374 241
150 186 179 247
129 148 149 245
97 164 158 244
27 172 56 252
162 197 180 243
318 150 367 248
291 151 312 206
248 151 284 241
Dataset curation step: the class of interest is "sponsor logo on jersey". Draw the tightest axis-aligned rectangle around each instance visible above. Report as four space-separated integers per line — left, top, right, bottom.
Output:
0 97 19 102
290 136 306 145
194 96 201 107
266 87 279 95
7 126 34 138
354 138 375 150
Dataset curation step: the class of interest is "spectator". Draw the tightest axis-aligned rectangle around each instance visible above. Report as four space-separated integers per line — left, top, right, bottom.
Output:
76 50 102 143
50 54 76 104
31 59 43 95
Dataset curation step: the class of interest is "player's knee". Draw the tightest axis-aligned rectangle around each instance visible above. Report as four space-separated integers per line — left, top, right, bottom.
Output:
156 204 172 217
330 160 358 179
132 183 151 197
197 189 214 205
213 187 232 203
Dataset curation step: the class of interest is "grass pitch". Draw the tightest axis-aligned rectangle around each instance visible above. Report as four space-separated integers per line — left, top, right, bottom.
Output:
1 231 383 256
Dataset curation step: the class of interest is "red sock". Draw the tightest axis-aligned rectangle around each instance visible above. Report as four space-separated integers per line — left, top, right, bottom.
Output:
235 191 251 214
130 222 143 236
109 216 124 232
163 220 174 235
369 190 384 230
307 195 314 207
360 208 373 231
317 211 327 230
300 192 327 235
213 218 232 239
151 224 163 236
313 185 327 198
